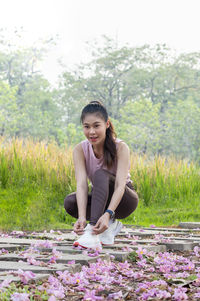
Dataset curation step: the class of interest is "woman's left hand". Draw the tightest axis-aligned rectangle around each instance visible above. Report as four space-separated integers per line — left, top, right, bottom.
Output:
92 213 110 235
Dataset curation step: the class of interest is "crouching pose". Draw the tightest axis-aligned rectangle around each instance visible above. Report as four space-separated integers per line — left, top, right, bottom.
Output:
64 101 139 249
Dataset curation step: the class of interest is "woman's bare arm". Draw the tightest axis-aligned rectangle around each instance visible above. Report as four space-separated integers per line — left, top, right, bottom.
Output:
73 143 88 218
72 143 89 235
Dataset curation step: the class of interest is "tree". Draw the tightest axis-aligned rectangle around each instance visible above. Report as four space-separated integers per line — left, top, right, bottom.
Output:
14 75 62 141
0 28 62 142
0 81 18 136
162 98 200 161
113 99 161 155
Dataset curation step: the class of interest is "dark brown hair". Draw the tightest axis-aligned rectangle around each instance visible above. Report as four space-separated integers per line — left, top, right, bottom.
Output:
81 101 117 168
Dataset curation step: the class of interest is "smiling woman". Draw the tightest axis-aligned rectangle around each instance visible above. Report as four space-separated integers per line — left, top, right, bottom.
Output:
82 117 108 158
64 100 139 249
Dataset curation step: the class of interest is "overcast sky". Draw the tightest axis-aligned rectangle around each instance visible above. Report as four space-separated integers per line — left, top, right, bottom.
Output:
1 0 200 83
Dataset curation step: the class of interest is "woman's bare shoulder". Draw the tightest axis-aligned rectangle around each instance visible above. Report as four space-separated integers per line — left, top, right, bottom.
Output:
117 140 130 152
73 142 83 152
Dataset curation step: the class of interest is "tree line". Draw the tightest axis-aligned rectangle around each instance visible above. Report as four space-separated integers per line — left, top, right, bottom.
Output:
0 32 200 162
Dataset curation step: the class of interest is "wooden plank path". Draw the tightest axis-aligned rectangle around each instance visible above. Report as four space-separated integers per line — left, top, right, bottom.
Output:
0 222 200 284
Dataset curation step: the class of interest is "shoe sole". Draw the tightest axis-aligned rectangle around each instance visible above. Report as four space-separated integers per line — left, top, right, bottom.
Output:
73 241 102 250
73 241 88 249
101 242 114 246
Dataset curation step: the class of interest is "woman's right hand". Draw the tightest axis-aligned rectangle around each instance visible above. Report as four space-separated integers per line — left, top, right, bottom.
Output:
73 217 87 235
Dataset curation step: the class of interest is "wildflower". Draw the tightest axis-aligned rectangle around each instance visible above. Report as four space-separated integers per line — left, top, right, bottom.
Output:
130 240 137 245
52 248 62 258
154 234 165 240
15 269 36 284
118 261 130 269
0 278 12 289
137 258 147 268
182 261 195 271
193 275 200 287
146 267 155 272
32 240 56 249
48 296 57 301
0 233 9 237
27 257 42 266
11 231 24 236
194 291 200 299
156 290 171 299
140 288 171 300
83 289 103 300
159 264 173 273
30 231 37 235
122 246 133 252
108 290 123 299
136 247 147 259
194 246 200 257
172 287 188 300
87 249 101 257
67 260 75 264
47 288 65 299
174 272 190 279
10 292 30 301
0 248 8 255
46 275 65 298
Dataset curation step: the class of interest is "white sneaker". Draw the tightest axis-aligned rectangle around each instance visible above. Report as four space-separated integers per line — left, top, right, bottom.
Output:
99 220 123 245
73 224 102 250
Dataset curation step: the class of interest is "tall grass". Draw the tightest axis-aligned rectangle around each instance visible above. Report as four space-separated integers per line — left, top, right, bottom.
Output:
0 137 75 230
0 137 200 230
131 154 200 206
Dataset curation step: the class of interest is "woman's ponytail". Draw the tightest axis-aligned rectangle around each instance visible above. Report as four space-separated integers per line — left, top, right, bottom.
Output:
104 121 117 168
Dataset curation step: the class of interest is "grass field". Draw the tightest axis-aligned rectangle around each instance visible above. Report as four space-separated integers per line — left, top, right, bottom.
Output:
0 137 200 231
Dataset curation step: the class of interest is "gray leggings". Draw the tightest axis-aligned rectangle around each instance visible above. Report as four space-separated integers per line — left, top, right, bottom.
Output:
64 169 139 225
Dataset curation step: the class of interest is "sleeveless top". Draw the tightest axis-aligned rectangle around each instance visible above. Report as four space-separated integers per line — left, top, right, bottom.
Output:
81 138 132 185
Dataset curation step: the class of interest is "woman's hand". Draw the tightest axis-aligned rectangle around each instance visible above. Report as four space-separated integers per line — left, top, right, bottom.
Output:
73 217 87 235
92 213 110 235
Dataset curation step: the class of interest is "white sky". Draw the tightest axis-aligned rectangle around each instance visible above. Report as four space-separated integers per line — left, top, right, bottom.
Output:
1 0 200 83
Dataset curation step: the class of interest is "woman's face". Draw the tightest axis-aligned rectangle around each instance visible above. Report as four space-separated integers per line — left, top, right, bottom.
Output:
82 113 109 146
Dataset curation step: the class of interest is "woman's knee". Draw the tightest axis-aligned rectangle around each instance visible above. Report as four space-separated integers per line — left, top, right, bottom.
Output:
64 193 76 212
132 191 139 209
115 191 139 219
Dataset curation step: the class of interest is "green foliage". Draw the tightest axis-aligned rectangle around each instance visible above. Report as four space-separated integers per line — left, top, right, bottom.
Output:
57 38 200 162
0 151 9 188
0 138 200 231
128 251 138 262
0 81 18 136
1 31 200 162
113 99 161 154
0 138 76 230
0 282 49 300
162 98 200 161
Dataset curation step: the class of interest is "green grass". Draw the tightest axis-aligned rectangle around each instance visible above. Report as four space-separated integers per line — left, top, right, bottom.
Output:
0 137 200 231
123 195 200 227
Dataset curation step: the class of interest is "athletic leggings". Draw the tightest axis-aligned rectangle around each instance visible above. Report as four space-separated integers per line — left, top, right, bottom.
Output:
64 169 139 225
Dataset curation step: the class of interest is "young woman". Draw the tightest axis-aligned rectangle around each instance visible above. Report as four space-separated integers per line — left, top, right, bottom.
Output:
64 101 139 249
